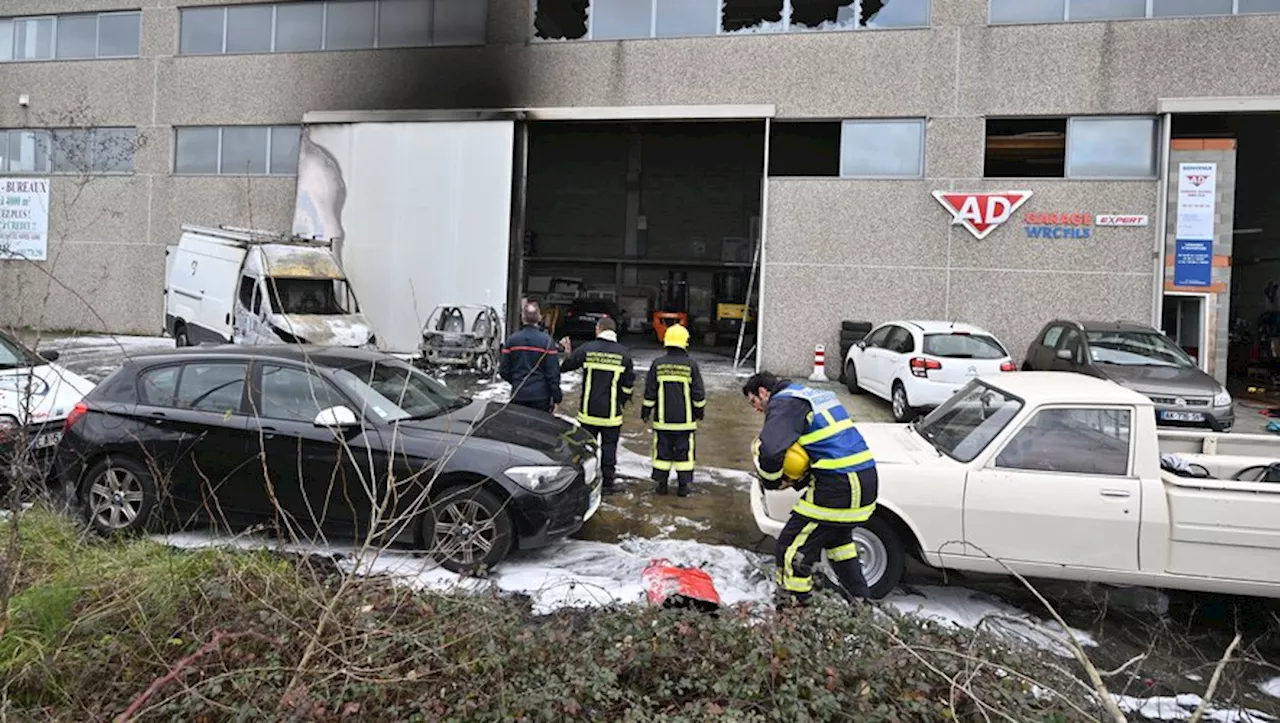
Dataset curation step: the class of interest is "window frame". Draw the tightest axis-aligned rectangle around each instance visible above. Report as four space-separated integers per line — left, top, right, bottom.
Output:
172 125 302 176
1064 115 1159 181
838 117 927 179
0 10 141 62
989 0 1264 24
177 0 481 56
0 126 137 176
532 0 933 42
987 404 1137 478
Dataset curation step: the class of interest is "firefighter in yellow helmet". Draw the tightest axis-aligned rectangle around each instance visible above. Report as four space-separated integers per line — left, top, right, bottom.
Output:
744 370 878 609
640 324 706 496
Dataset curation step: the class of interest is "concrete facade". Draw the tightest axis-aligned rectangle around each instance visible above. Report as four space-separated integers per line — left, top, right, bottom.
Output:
1 0 1278 376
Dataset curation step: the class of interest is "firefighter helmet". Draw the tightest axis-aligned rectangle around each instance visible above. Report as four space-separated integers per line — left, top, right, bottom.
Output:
783 442 810 479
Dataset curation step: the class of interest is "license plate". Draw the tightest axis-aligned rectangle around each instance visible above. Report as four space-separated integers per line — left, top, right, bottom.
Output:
31 431 62 450
1160 410 1203 422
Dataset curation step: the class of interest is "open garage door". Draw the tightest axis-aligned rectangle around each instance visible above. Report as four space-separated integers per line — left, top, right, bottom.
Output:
292 120 516 355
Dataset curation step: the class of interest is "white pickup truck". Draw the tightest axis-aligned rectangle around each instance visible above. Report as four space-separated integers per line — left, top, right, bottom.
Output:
750 372 1280 599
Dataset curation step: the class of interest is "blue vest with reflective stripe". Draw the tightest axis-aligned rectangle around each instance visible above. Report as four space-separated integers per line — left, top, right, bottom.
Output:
775 384 875 473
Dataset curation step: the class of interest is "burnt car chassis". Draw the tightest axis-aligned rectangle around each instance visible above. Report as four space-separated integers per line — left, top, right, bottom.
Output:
419 304 503 378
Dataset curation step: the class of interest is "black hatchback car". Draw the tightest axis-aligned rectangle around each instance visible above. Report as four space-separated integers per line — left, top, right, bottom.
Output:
57 345 602 572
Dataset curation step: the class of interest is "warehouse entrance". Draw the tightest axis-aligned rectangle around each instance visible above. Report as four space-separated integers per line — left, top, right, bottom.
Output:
1168 112 1280 394
518 120 765 364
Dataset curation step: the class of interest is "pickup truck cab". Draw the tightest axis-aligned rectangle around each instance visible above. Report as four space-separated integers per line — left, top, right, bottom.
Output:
750 372 1280 599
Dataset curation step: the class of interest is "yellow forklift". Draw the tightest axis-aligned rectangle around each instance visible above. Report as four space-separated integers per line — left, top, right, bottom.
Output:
713 270 754 342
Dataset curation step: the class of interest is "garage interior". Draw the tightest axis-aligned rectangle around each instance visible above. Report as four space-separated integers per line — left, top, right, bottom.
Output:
519 120 765 360
1168 113 1280 394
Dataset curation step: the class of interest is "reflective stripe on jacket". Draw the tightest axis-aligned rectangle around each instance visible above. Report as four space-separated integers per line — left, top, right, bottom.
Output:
560 337 635 426
641 348 706 431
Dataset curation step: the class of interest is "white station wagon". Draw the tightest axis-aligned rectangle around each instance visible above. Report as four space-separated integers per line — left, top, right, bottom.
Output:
752 371 1280 600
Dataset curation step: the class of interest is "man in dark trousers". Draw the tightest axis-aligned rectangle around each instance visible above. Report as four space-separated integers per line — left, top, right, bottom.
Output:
743 370 878 610
641 324 706 497
498 301 562 414
559 316 634 494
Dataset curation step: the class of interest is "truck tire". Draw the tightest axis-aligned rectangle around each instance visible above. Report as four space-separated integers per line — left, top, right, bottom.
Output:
840 330 867 345
174 322 190 348
842 321 873 334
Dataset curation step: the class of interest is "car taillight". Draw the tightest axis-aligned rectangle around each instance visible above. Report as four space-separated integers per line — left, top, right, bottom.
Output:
909 357 942 378
1000 361 1016 372
64 401 88 431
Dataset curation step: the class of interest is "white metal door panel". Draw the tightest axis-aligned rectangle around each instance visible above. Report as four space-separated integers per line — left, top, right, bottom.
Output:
293 121 515 354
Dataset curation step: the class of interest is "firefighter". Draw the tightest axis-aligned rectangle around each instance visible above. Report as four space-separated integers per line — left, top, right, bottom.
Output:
559 316 634 493
641 324 706 497
498 301 563 414
743 370 877 609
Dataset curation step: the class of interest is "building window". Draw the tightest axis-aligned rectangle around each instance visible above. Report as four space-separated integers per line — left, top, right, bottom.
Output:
174 126 302 175
0 11 141 61
991 0 1278 23
766 118 925 178
178 0 484 55
840 119 925 178
984 116 1157 179
0 128 139 174
534 0 930 41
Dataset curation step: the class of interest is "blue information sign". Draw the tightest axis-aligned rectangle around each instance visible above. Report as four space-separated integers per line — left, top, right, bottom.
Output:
1173 239 1213 287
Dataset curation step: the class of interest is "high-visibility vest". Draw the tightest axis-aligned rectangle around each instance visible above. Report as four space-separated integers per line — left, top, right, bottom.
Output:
774 384 877 524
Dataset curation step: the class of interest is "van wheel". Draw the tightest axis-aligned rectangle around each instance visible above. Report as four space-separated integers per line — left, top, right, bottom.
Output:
174 323 190 348
419 485 513 575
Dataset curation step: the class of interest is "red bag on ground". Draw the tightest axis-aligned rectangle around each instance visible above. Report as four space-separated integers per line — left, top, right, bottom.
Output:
642 558 722 612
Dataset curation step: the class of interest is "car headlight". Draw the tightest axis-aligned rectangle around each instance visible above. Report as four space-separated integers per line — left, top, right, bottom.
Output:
505 465 577 494
1213 389 1232 407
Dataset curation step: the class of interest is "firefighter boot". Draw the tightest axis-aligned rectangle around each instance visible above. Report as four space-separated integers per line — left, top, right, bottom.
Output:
651 468 669 495
676 470 692 497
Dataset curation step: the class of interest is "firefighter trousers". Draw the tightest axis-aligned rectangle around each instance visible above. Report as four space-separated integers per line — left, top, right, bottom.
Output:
651 430 695 492
580 423 621 485
775 512 871 603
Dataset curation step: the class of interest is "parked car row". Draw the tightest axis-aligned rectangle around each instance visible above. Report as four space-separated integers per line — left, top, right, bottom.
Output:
2 330 602 573
841 317 1233 431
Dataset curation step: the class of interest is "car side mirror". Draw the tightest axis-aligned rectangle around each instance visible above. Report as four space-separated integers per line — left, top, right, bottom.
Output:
1055 348 1072 360
38 349 60 362
314 405 359 427
856 340 866 349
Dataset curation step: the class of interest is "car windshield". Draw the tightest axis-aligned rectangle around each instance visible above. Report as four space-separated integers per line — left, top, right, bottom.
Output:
913 381 1024 462
265 278 349 315
923 333 1006 359
0 333 40 370
1085 331 1195 368
331 361 469 422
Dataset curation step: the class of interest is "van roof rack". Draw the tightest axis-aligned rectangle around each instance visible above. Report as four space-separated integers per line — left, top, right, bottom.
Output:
179 223 337 245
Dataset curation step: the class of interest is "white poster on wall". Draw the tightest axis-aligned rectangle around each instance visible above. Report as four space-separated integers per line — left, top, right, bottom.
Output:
0 178 50 262
1175 163 1217 241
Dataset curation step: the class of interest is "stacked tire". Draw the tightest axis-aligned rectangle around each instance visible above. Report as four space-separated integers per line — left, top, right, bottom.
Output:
837 321 873 383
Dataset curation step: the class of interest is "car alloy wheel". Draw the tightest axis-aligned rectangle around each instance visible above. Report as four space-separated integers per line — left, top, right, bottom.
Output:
88 466 145 531
892 384 909 422
423 486 513 573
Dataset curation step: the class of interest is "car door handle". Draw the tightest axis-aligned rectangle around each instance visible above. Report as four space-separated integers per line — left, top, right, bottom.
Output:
1099 489 1131 499
258 425 277 440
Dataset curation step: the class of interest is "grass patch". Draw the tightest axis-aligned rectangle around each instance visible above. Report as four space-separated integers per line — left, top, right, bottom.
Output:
0 508 1107 721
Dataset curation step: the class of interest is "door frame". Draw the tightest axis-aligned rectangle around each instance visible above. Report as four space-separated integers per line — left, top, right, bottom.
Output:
1161 291 1211 373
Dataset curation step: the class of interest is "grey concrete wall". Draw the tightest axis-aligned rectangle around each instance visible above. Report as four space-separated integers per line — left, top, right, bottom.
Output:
0 0 1278 375
762 178 1159 377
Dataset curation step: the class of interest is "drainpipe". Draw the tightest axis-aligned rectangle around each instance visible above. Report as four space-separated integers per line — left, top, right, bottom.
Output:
1152 112 1173 328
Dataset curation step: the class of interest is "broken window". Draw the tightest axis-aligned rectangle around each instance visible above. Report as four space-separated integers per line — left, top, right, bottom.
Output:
984 118 1067 178
722 0 786 33
534 0 589 40
767 122 841 177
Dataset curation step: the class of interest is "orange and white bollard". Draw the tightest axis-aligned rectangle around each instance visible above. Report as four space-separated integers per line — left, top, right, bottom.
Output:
808 344 827 382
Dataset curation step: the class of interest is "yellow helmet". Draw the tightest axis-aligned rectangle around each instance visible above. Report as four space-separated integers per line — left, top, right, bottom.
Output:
663 323 690 349
783 443 810 480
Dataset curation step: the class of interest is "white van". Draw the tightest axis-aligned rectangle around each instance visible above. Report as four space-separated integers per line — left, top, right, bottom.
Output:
164 224 376 348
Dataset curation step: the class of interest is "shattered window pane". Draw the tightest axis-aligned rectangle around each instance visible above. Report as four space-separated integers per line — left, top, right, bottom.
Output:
535 0 589 39
862 0 930 28
722 0 785 33
790 0 860 31
592 0 653 39
1068 0 1146 20
989 0 1065 24
655 0 718 36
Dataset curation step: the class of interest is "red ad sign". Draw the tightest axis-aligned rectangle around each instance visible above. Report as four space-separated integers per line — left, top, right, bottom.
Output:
932 191 1034 240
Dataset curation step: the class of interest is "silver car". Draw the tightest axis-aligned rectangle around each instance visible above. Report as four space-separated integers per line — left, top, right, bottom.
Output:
1022 320 1234 432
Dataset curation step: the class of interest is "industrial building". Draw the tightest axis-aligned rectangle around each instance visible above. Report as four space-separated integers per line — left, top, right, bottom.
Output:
1 0 1279 383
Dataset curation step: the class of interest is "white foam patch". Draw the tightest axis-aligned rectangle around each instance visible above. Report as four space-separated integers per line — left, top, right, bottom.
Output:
1113 693 1276 722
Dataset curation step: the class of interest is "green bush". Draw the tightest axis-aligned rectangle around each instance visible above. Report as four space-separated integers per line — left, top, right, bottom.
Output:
0 509 1101 721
